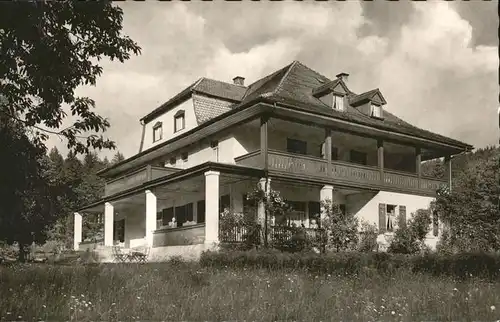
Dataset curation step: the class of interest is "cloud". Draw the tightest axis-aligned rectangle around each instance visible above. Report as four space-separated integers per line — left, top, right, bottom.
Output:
46 1 496 160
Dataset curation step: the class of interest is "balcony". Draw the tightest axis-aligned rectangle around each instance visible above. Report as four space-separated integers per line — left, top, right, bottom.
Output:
104 165 180 197
235 149 445 195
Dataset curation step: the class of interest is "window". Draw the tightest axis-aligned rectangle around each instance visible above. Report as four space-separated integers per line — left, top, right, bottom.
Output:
161 208 174 226
386 204 397 232
308 201 321 227
320 144 339 160
181 152 188 163
113 219 125 243
371 104 382 118
220 194 231 214
287 138 307 155
334 95 344 111
350 150 367 165
211 140 219 162
174 110 185 132
168 157 176 166
286 201 306 226
197 200 205 223
153 122 163 142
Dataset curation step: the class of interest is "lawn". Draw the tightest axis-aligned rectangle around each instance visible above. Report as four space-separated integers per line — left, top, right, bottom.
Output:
1 260 499 321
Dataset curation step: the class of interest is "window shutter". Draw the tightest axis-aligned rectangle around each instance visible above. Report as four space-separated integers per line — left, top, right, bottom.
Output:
399 205 407 228
378 203 386 233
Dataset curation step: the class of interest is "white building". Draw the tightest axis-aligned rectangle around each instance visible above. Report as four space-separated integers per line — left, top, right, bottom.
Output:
74 61 472 261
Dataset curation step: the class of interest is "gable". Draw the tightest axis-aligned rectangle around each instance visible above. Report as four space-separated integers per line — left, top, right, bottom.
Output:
371 92 386 106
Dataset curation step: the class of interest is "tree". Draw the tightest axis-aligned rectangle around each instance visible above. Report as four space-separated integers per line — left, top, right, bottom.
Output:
0 1 141 154
435 148 500 252
111 151 125 165
388 208 432 254
321 199 358 252
0 1 140 258
0 117 58 261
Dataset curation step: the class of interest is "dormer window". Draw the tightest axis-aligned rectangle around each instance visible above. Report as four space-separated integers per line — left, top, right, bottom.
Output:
153 122 163 142
174 110 185 133
371 104 382 118
333 95 345 111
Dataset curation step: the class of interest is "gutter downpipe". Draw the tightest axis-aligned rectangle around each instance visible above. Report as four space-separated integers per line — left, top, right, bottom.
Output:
138 119 146 153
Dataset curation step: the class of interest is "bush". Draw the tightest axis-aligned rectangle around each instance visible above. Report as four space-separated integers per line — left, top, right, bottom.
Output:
201 249 500 280
388 208 432 254
358 221 378 252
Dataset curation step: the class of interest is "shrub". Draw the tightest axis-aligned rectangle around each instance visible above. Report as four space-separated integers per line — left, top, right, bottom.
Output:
358 221 378 252
388 208 431 254
321 200 358 252
201 249 500 280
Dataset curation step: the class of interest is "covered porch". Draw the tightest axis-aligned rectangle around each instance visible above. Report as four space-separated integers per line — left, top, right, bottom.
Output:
73 164 264 261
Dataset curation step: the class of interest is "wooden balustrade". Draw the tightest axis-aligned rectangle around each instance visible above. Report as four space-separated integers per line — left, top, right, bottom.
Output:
105 167 150 196
235 149 447 195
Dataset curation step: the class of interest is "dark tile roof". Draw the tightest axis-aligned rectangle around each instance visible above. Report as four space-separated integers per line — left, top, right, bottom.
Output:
141 78 246 123
349 88 383 106
195 78 247 102
193 94 234 124
235 61 471 149
143 60 471 149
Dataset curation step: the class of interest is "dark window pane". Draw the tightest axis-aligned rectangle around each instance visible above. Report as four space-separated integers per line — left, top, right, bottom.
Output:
186 203 194 222
350 150 367 165
197 200 205 223
162 208 174 226
287 138 307 155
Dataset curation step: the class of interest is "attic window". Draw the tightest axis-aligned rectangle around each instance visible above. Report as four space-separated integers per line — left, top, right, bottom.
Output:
174 110 185 132
153 122 163 142
333 95 345 111
371 104 382 118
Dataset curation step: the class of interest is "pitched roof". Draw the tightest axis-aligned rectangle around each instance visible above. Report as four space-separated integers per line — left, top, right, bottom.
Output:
141 78 246 123
349 88 387 106
234 61 471 149
142 60 471 149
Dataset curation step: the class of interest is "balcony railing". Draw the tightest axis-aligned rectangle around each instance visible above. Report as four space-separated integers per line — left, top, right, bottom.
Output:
104 165 180 196
235 149 446 195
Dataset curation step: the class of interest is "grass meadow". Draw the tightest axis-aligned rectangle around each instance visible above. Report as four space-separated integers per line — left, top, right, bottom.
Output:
1 258 500 321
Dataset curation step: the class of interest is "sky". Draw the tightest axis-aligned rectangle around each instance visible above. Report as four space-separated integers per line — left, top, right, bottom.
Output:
48 1 498 159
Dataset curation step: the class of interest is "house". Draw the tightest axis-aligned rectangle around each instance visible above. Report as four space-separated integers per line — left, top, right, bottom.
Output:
74 61 473 261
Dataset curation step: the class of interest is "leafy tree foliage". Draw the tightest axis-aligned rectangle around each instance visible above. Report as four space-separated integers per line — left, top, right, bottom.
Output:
321 199 358 252
0 118 58 260
0 1 140 153
0 1 139 258
111 151 125 165
435 146 500 252
388 208 432 254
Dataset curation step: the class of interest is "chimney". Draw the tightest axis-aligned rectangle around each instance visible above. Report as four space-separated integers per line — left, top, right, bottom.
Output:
336 72 349 84
232 76 245 86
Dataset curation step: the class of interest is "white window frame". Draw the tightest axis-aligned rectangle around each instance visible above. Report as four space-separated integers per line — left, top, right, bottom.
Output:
153 122 163 142
371 104 382 118
174 110 185 133
334 95 345 111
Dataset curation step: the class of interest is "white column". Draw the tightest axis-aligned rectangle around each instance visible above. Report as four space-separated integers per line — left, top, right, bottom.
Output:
73 212 82 251
145 190 157 247
320 185 334 223
205 171 220 244
104 202 114 246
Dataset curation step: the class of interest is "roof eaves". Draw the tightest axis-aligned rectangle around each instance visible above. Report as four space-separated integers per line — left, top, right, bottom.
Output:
140 78 203 123
97 95 269 176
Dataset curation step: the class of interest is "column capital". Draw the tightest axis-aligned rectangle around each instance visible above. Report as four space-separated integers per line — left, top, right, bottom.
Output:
73 212 81 216
204 170 220 177
145 189 156 195
105 201 113 207
321 185 334 191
